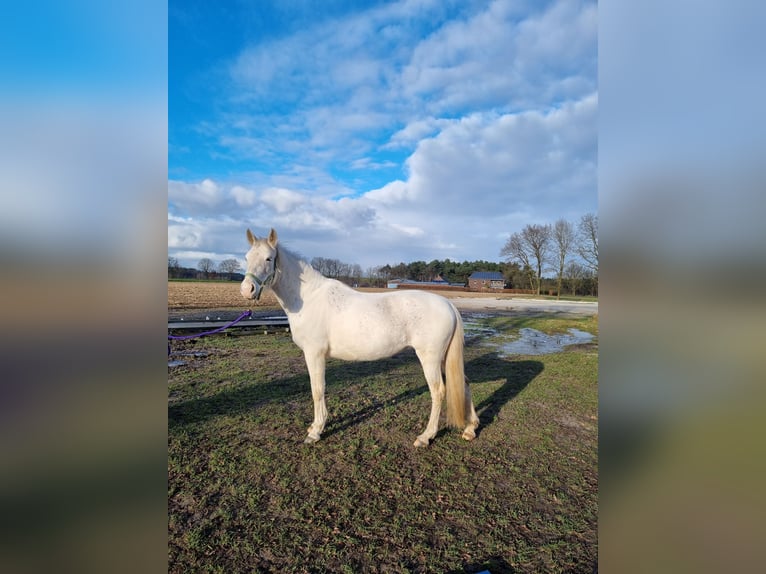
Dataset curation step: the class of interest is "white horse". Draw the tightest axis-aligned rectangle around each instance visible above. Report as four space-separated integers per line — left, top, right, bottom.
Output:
240 228 479 447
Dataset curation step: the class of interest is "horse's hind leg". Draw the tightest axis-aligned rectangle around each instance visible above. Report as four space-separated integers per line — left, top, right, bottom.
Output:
303 351 328 444
461 382 480 441
414 354 444 447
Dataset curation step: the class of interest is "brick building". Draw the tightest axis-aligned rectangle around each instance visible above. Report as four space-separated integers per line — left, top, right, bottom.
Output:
467 271 505 291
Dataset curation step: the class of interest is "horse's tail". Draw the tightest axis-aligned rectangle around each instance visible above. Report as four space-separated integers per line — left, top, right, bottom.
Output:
444 305 467 429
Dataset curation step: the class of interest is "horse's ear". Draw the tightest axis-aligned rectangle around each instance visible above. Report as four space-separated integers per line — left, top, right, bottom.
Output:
247 229 257 245
267 228 278 248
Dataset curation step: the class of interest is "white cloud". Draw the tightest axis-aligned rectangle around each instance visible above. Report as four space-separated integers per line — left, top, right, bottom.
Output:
401 0 596 113
230 185 257 207
370 92 597 218
260 187 306 214
385 117 450 149
389 223 425 237
365 179 415 205
168 178 225 214
349 157 398 170
167 216 202 249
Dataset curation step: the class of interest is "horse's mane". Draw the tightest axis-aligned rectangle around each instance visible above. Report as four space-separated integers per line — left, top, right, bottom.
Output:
275 241 301 261
276 243 324 281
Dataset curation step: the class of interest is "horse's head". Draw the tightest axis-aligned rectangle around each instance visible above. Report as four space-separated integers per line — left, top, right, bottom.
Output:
241 228 279 301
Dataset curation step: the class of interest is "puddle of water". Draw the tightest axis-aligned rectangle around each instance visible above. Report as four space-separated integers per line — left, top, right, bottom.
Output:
168 350 211 368
463 314 594 355
464 312 495 320
170 351 211 358
463 314 498 341
498 328 594 356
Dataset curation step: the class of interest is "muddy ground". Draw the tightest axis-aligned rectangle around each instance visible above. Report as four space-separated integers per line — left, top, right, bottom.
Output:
168 281 598 318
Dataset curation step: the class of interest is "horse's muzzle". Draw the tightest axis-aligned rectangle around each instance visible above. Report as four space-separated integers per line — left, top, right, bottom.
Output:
241 280 262 301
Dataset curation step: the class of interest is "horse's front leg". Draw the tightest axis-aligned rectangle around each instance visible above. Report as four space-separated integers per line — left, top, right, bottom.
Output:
303 351 328 444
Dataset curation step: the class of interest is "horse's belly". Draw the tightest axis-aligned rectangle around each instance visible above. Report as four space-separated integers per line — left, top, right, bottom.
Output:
327 325 407 361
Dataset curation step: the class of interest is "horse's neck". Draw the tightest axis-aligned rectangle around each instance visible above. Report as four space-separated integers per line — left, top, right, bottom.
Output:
271 248 325 314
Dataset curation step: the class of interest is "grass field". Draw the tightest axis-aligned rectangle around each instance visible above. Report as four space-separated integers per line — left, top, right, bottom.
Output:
168 313 598 573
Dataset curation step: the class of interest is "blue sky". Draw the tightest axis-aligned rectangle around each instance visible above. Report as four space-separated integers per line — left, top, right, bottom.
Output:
169 0 597 270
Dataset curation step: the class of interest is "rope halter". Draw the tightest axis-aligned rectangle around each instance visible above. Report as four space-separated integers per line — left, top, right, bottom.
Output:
244 249 278 301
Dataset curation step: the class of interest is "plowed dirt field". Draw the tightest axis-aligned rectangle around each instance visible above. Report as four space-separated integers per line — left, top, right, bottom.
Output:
168 281 280 309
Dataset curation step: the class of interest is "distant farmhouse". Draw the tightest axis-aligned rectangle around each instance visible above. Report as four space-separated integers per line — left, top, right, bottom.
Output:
386 276 450 289
468 271 505 291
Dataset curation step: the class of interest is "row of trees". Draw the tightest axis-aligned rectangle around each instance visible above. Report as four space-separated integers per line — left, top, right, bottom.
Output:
309 257 519 287
366 259 519 287
310 257 364 283
167 256 243 280
168 213 598 297
308 253 595 296
500 213 598 297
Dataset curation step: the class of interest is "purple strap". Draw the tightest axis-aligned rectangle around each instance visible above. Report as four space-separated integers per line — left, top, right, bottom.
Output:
168 310 253 354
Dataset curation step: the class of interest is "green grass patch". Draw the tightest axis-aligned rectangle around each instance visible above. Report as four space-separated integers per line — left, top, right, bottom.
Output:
478 313 598 337
169 314 598 573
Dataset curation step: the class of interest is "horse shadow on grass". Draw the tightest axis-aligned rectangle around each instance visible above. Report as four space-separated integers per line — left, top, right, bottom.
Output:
169 352 412 429
320 351 542 440
466 354 543 437
169 349 542 439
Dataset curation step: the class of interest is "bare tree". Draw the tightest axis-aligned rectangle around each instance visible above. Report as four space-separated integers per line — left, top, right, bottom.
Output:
326 258 342 278
349 264 363 285
577 213 599 274
500 224 552 295
366 265 388 287
218 258 242 274
311 257 359 282
366 266 381 279
198 257 215 278
168 256 180 278
502 262 526 290
582 267 598 296
564 261 586 296
310 257 327 276
378 264 393 281
501 234 534 290
553 219 575 300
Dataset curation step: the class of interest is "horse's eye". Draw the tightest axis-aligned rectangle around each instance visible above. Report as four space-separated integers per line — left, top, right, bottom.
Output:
266 257 272 262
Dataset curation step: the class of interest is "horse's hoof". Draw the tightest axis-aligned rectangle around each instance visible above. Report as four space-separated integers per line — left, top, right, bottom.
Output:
413 437 429 448
461 430 476 441
304 434 320 444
